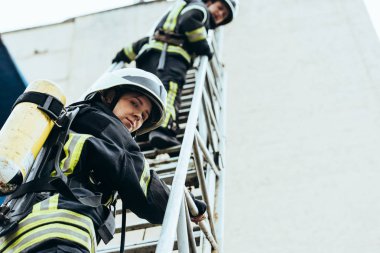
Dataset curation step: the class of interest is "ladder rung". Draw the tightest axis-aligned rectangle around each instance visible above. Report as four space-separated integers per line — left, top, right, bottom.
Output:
97 231 201 253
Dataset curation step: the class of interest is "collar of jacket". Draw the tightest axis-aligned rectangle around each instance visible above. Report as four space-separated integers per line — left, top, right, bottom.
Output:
92 101 115 117
208 13 217 29
91 101 138 138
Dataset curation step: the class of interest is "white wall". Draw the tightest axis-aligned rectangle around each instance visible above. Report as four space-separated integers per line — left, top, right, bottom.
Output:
3 0 380 252
223 0 380 252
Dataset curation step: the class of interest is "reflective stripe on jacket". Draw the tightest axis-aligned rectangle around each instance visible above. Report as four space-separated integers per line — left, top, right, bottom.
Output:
124 0 212 64
0 194 96 253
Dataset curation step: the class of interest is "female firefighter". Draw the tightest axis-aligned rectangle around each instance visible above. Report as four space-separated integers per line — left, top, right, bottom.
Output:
0 68 206 253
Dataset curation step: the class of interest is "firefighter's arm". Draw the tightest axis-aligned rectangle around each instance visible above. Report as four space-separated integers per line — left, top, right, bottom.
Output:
121 156 208 224
130 159 208 224
112 37 149 63
84 137 170 224
134 158 208 224
71 106 169 223
180 6 213 59
86 139 206 224
137 166 170 223
122 157 170 224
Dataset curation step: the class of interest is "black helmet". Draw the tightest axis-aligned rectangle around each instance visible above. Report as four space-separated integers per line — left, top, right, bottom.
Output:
83 68 167 135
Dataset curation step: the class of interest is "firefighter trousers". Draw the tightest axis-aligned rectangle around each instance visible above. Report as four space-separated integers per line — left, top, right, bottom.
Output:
136 50 189 135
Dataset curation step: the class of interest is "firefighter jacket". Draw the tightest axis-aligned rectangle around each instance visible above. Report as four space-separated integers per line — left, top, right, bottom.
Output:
0 101 169 253
122 0 213 66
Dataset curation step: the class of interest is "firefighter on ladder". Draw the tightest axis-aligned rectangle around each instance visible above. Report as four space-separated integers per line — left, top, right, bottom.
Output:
0 68 206 252
112 0 239 149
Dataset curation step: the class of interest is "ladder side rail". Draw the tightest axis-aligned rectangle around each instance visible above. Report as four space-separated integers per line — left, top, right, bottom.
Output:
205 66 222 110
202 65 226 159
184 191 219 251
214 169 225 253
195 34 227 252
209 30 223 69
208 29 224 96
214 70 228 253
202 28 226 253
203 76 220 140
201 166 217 253
202 89 221 145
205 76 220 126
196 75 214 253
156 29 226 253
209 56 223 94
198 82 209 147
195 131 221 177
203 79 219 125
201 96 218 154
207 45 226 168
193 138 217 240
184 199 198 253
177 198 191 253
155 55 209 253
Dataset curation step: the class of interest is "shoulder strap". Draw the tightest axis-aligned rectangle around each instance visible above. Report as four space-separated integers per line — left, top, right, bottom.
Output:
12 91 64 120
119 200 127 253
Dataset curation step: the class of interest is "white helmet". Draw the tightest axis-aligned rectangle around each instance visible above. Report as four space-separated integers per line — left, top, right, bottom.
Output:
82 68 167 135
208 0 239 26
220 0 239 25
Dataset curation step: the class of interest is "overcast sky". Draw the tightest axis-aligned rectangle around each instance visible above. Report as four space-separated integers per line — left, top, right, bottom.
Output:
0 0 379 38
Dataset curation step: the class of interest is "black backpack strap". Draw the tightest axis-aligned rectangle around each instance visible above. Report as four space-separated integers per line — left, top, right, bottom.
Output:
119 200 127 253
49 177 102 207
6 177 57 200
12 91 64 120
46 106 102 208
97 208 115 245
6 176 102 208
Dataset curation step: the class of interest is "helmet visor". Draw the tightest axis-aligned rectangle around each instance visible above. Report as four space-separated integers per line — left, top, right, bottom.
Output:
121 75 166 103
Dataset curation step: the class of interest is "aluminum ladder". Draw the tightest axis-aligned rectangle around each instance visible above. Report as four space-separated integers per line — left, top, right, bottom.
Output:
97 29 227 253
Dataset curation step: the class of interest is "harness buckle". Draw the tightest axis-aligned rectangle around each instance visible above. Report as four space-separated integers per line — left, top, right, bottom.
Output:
0 205 10 225
153 29 185 46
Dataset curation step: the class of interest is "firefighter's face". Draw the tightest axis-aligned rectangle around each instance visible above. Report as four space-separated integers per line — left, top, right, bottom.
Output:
113 92 152 132
207 1 230 25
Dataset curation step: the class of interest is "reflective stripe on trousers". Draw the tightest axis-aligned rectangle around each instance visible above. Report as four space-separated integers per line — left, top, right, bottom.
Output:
0 194 96 253
162 81 179 128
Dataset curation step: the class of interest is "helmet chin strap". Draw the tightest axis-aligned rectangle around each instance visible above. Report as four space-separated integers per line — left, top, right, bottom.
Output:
104 88 120 110
110 94 120 111
209 14 217 29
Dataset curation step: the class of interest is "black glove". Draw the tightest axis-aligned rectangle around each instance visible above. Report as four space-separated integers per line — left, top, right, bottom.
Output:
189 193 207 217
207 51 214 61
112 48 129 63
193 198 207 217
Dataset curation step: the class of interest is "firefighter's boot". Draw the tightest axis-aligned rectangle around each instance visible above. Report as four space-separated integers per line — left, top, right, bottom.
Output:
148 128 180 149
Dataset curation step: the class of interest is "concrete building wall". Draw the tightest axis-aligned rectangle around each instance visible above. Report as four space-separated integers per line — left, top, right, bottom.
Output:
223 0 380 252
3 0 380 252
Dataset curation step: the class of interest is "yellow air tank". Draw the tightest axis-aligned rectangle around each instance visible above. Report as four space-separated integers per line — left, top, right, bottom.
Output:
0 80 66 194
